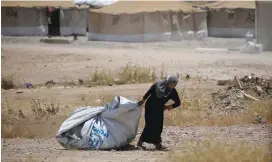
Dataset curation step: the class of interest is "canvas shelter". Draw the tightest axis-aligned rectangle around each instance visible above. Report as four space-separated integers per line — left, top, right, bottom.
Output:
256 1 272 51
201 1 255 38
88 1 207 42
1 1 88 36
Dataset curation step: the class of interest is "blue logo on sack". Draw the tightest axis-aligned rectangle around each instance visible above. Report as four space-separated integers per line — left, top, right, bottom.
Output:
92 126 109 138
88 125 110 149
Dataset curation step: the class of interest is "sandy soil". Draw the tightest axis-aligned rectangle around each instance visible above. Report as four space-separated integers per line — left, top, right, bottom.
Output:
2 125 271 162
1 36 272 162
2 36 272 85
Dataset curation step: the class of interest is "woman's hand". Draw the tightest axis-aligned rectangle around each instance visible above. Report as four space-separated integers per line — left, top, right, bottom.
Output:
164 105 173 111
137 99 145 106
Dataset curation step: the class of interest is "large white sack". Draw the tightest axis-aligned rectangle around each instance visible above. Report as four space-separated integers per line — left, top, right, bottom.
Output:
56 96 142 150
73 0 118 8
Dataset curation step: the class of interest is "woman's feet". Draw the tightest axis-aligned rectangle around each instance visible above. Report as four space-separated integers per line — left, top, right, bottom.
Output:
137 141 167 150
136 141 146 149
155 143 167 150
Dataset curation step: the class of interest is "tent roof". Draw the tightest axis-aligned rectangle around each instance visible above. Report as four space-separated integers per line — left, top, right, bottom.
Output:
198 1 255 9
90 1 205 14
1 1 89 8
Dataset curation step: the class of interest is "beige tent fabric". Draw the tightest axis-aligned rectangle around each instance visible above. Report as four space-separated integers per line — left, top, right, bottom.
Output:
1 1 87 9
256 1 272 51
208 9 255 28
201 1 256 38
2 1 88 36
88 11 207 42
202 1 255 9
91 1 204 14
89 12 144 35
60 8 88 36
2 7 48 36
194 12 208 32
1 7 18 27
17 7 47 27
88 1 207 42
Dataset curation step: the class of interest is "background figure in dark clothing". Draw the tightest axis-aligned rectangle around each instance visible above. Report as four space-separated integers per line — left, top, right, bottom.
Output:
137 76 181 150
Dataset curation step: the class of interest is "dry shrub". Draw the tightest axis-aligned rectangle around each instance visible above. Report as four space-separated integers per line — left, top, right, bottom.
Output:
63 80 77 87
118 64 157 84
89 64 162 85
30 98 60 119
1 75 15 89
2 97 62 138
90 68 113 85
166 140 272 162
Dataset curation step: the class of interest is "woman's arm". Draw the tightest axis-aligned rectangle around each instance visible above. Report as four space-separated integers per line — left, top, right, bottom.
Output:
164 89 181 110
137 83 156 106
171 89 181 108
143 83 156 100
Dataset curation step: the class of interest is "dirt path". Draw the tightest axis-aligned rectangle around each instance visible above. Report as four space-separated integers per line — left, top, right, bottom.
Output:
2 125 271 162
2 37 272 85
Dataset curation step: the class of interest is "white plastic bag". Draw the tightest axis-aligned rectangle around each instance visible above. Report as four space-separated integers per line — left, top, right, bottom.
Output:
56 96 142 150
73 0 118 8
240 41 262 54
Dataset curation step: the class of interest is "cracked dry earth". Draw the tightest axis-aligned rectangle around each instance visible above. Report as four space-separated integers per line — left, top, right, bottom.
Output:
2 125 271 162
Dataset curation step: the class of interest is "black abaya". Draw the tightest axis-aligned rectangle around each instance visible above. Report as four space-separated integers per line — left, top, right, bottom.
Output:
139 82 181 144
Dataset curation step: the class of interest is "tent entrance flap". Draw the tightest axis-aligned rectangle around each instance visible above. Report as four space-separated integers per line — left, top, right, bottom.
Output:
48 7 60 36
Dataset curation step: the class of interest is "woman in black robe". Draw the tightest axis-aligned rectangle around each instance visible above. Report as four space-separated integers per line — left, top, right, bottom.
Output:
137 76 181 150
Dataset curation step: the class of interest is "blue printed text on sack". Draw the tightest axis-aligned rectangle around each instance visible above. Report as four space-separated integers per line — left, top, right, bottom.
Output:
92 126 109 138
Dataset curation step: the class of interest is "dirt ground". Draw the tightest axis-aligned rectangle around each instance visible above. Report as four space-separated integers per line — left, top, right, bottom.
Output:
1 36 272 161
2 125 271 162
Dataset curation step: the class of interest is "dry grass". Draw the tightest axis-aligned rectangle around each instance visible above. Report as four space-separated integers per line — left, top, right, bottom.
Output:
2 77 271 139
90 64 163 85
1 75 15 89
161 79 272 127
63 80 77 88
118 64 157 84
163 100 272 127
166 140 272 162
2 97 61 138
90 68 114 85
30 98 60 119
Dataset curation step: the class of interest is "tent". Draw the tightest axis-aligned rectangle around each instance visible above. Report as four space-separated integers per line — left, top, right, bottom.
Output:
1 1 88 36
88 1 207 42
202 1 255 38
256 1 272 51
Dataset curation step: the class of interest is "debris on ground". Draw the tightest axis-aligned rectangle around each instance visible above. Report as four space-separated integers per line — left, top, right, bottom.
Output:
78 79 83 85
16 90 24 94
25 82 33 88
209 74 272 114
45 80 56 85
240 75 272 98
18 109 26 119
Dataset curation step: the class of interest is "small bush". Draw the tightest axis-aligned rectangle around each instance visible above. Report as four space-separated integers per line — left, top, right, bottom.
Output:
90 68 113 85
118 64 157 84
30 98 60 119
2 97 61 138
1 75 15 89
